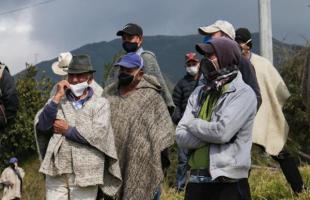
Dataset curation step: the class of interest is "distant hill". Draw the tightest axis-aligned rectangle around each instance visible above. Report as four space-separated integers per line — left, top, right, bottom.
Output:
16 33 302 85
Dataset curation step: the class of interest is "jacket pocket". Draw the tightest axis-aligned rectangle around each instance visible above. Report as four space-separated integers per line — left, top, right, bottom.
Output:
212 144 237 168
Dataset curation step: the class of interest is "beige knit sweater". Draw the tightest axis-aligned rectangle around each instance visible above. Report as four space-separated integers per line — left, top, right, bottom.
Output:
35 94 121 197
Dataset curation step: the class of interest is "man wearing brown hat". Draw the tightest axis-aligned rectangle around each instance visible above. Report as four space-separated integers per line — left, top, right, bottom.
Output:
197 20 262 109
235 27 305 194
50 52 103 97
106 23 175 115
172 52 200 191
35 55 121 200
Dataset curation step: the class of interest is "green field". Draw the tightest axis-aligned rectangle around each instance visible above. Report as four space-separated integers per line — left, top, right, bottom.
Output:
1 155 310 200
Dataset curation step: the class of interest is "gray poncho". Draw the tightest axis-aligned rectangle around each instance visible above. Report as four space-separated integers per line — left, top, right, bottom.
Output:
103 74 175 200
34 93 121 197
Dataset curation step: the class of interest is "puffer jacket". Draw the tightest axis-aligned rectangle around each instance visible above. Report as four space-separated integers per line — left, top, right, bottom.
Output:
172 74 197 124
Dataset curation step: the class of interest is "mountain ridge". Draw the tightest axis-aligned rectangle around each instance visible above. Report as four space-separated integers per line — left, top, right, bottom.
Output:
15 33 302 85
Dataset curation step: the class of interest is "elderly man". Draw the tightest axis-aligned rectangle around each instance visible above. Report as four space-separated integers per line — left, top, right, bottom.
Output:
196 20 261 109
106 23 175 115
103 52 174 200
0 157 25 200
0 63 18 131
235 27 305 193
176 38 257 200
35 55 121 200
51 52 103 96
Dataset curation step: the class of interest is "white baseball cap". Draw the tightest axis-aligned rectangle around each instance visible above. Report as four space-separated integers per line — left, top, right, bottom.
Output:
198 20 235 40
51 52 73 76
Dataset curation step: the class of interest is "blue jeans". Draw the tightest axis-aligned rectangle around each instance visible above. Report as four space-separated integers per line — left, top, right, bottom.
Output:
175 147 189 191
153 186 161 200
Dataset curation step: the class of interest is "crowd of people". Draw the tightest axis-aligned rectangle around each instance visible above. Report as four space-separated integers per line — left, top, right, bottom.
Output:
0 20 306 200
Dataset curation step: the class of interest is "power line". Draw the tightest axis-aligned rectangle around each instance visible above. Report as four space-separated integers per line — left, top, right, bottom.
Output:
0 0 57 16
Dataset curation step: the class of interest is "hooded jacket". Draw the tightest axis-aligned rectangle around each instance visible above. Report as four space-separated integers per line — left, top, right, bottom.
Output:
172 74 197 124
176 38 257 180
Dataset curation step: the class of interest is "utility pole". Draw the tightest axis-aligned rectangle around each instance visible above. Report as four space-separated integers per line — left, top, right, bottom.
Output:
258 0 273 64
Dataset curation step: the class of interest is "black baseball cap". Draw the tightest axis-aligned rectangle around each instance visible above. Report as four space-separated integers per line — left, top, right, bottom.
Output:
116 23 143 37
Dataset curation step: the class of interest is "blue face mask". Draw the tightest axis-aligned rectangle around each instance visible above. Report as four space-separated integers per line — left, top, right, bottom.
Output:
203 36 211 44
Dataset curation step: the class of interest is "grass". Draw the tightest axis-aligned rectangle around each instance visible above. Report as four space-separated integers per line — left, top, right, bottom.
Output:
162 166 310 200
1 154 310 200
0 156 45 200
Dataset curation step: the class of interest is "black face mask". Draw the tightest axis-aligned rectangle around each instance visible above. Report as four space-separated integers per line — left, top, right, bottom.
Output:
200 58 219 81
122 41 139 53
118 72 134 86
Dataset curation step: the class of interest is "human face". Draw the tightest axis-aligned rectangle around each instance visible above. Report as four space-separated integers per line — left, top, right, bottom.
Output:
185 60 200 76
205 53 220 71
122 33 143 47
238 41 251 58
211 31 224 38
186 60 199 67
118 66 143 87
68 73 91 85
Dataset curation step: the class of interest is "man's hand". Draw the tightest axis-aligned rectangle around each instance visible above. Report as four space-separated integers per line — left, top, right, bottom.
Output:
53 80 70 104
53 119 69 135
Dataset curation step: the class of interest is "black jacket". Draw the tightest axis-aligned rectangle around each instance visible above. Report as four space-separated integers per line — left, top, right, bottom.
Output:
172 74 197 124
239 56 262 109
0 67 18 130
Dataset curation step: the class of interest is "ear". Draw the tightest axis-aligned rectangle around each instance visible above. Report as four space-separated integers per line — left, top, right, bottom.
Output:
138 36 144 46
87 74 93 84
136 69 144 80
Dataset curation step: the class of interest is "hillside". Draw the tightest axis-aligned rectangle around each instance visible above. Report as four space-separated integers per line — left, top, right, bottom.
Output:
15 33 301 85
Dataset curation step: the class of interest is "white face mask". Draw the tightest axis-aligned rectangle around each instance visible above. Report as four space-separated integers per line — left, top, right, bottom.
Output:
70 81 89 97
186 64 199 76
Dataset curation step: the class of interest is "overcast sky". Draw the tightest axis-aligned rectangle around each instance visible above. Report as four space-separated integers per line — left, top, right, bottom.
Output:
0 0 309 74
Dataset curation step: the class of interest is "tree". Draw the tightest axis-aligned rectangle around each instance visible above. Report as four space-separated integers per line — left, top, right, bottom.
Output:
281 47 310 157
0 64 52 170
102 51 123 87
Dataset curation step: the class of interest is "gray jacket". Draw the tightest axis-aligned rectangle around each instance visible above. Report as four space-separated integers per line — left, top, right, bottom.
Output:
140 50 175 113
176 72 257 180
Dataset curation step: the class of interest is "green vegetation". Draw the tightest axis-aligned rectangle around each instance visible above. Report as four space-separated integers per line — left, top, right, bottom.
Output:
162 166 310 200
1 155 309 200
281 47 310 154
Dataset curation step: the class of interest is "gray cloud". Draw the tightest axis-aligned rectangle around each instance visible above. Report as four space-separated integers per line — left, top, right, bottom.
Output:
0 0 308 74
